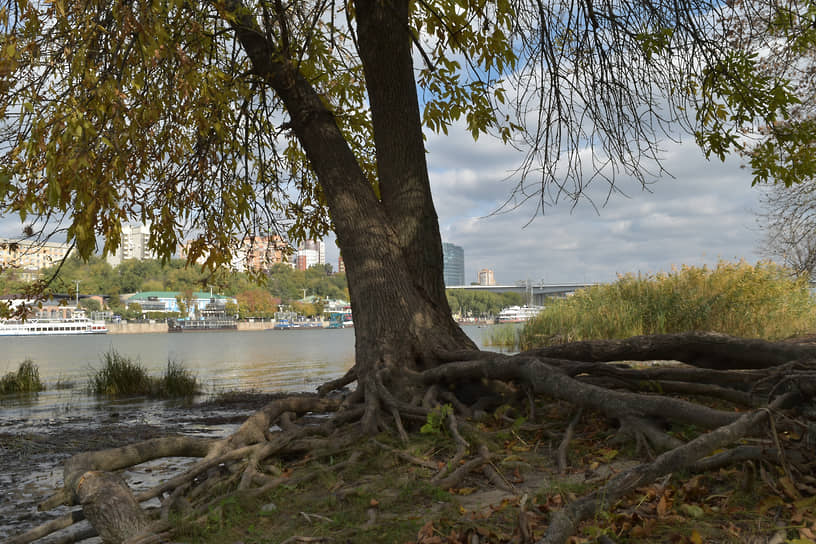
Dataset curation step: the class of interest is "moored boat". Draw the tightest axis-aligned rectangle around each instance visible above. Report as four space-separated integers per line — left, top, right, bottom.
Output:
0 313 108 336
496 305 543 323
167 316 237 332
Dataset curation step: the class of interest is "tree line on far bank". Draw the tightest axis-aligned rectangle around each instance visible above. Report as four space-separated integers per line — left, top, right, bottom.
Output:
0 254 531 321
0 255 350 319
0 255 527 321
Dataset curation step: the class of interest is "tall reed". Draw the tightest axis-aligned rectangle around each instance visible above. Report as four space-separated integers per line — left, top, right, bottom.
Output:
89 349 198 397
519 260 816 350
0 359 45 394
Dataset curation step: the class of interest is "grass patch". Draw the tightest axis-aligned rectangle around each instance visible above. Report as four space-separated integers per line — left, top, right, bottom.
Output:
0 359 45 394
174 441 460 544
88 349 198 398
519 260 816 349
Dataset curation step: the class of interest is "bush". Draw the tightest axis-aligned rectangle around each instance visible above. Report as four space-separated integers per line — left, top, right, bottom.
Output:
0 359 45 394
519 260 816 350
89 349 198 398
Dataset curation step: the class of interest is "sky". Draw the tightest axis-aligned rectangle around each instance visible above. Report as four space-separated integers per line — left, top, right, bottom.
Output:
0 123 769 287
421 124 768 286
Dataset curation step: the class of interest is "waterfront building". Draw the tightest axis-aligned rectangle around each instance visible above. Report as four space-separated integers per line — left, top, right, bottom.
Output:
442 242 465 286
3 294 105 319
124 291 238 319
0 238 74 280
106 222 155 267
478 268 496 286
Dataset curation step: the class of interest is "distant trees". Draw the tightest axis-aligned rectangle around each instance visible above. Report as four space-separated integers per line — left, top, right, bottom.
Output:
234 288 280 319
0 255 350 315
446 290 523 320
757 181 816 277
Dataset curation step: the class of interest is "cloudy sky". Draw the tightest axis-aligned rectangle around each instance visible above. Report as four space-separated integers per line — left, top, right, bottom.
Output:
0 123 768 287
420 124 768 286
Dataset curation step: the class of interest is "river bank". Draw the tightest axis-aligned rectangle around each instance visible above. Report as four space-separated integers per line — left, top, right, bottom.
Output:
0 392 281 542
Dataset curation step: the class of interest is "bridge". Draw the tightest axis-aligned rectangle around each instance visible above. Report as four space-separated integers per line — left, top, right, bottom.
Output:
446 282 597 306
451 278 816 306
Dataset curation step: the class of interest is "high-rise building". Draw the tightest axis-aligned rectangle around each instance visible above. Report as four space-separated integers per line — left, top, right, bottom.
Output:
241 235 289 273
294 239 325 271
478 268 495 286
178 234 290 273
107 222 155 267
0 238 74 280
442 242 465 286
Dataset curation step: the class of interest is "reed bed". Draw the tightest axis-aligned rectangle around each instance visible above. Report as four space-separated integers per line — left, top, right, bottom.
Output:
88 349 198 398
518 260 816 350
0 359 45 394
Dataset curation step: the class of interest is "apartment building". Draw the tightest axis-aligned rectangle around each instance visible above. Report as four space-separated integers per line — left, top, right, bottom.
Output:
0 238 74 279
106 222 155 267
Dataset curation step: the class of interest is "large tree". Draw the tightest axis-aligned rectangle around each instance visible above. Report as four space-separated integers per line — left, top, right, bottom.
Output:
3 1 816 543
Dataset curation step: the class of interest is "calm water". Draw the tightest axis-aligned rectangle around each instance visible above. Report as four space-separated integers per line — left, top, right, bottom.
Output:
0 325 495 424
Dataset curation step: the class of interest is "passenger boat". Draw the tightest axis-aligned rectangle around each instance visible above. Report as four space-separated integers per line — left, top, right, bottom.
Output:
270 311 297 330
167 299 238 332
496 305 543 323
0 313 108 336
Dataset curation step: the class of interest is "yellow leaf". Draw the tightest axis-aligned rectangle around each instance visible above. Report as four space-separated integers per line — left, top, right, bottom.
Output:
781 476 802 500
690 529 703 544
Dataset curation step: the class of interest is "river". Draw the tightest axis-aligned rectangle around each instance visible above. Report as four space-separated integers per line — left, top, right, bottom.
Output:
0 325 498 427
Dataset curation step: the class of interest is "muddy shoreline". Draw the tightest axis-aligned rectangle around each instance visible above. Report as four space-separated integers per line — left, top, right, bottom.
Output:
0 393 280 542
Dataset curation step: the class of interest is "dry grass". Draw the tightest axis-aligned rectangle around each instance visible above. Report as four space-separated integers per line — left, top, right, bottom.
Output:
518 260 816 349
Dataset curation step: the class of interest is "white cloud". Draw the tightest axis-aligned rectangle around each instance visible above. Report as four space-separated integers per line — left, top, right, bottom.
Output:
428 125 764 285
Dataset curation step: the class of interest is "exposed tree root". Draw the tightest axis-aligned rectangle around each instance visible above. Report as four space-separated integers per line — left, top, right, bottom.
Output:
9 332 816 544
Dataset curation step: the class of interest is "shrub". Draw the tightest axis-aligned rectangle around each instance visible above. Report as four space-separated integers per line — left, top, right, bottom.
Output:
519 260 816 350
0 359 45 394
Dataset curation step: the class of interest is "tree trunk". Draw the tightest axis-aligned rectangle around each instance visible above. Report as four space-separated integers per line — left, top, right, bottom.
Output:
225 0 477 400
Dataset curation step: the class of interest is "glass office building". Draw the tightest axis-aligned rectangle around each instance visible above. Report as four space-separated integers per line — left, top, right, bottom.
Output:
442 242 465 286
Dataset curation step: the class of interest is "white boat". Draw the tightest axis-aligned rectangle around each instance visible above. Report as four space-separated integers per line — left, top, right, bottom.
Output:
496 305 543 323
0 313 108 336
